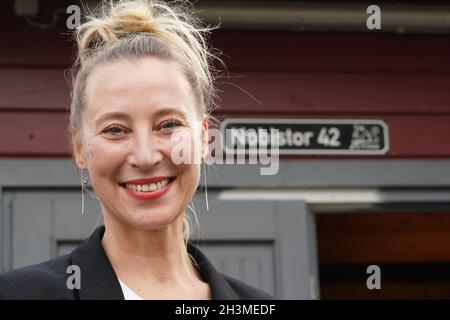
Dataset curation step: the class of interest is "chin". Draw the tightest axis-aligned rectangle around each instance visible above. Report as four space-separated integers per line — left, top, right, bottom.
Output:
122 208 184 232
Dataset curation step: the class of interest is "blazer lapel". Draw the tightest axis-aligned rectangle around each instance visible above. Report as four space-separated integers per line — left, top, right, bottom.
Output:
69 226 124 300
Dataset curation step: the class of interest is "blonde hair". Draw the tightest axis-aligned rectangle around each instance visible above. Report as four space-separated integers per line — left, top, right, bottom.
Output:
69 0 220 244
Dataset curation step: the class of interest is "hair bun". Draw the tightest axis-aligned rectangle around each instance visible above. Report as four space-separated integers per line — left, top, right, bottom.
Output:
108 2 163 36
77 1 162 60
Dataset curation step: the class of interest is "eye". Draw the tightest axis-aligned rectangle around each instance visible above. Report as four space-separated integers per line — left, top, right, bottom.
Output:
160 119 182 131
102 124 127 136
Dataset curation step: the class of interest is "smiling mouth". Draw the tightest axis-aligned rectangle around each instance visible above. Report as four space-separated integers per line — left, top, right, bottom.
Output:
119 177 176 193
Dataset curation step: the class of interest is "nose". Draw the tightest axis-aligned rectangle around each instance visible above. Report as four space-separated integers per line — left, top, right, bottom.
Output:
128 130 164 170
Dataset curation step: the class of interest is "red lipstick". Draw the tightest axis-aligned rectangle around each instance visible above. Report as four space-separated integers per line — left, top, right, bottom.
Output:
120 177 175 200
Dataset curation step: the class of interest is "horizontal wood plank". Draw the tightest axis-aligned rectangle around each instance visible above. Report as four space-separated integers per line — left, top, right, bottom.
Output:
0 111 70 156
0 68 70 110
214 31 450 72
215 72 450 114
2 68 450 115
2 25 450 72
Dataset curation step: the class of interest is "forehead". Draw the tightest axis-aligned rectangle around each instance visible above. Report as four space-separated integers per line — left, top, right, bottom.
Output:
84 56 195 117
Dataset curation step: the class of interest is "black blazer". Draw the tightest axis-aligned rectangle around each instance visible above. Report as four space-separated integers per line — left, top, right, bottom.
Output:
0 226 273 300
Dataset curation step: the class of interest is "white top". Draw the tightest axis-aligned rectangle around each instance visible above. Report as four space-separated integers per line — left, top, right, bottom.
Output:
118 279 143 300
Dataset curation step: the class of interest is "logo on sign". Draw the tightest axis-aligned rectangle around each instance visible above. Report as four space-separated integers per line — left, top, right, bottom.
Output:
350 125 382 150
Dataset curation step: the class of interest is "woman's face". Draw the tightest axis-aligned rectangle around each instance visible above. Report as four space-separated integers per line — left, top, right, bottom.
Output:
73 57 206 231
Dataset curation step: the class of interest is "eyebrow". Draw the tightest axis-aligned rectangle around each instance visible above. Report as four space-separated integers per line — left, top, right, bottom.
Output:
94 107 190 127
153 107 189 121
94 112 131 127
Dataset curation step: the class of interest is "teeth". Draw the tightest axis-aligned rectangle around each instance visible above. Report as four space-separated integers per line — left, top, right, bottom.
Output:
124 178 171 193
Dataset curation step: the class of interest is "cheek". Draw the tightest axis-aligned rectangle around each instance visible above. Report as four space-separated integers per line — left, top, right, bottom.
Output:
167 127 203 165
84 139 126 180
178 163 201 203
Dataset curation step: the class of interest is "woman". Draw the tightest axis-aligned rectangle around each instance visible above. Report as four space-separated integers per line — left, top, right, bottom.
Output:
0 0 272 300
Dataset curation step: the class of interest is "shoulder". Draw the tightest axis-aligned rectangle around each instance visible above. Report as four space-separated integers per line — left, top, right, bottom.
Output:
223 274 275 300
0 254 73 300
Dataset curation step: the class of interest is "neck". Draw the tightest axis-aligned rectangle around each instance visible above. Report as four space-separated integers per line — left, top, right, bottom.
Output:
101 213 199 286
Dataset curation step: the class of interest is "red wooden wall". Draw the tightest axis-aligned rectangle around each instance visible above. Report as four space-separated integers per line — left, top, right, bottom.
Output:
1 25 450 157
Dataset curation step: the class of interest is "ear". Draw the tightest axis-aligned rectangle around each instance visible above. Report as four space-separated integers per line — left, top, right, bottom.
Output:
71 129 87 170
201 115 209 159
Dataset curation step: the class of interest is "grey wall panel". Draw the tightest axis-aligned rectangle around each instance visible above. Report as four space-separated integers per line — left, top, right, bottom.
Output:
274 202 320 299
198 243 275 296
1 159 450 188
12 198 53 268
191 193 276 240
1 191 12 272
53 195 103 239
4 191 103 269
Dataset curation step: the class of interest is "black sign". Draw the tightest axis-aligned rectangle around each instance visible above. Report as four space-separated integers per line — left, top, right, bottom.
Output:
220 119 389 155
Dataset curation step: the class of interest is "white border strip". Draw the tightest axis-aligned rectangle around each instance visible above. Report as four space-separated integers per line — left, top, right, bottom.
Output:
218 188 450 204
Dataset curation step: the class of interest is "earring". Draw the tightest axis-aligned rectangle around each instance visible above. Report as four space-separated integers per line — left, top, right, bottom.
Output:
81 172 88 215
202 160 209 211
